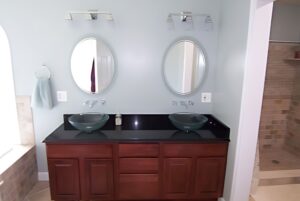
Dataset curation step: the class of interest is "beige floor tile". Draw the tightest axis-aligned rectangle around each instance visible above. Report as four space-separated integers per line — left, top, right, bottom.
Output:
249 195 255 201
260 147 300 171
26 188 51 201
259 169 300 179
252 184 300 201
26 181 49 197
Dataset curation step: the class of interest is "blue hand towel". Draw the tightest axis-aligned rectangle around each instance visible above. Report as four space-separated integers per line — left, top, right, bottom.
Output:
31 78 53 109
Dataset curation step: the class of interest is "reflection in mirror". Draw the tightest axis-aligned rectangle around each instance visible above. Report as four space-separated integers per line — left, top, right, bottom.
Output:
71 37 115 94
163 40 206 95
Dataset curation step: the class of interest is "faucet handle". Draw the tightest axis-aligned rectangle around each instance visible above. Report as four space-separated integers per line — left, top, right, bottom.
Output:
100 99 106 105
82 100 89 106
188 100 194 106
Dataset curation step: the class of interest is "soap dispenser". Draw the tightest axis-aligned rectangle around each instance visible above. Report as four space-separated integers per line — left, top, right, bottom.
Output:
115 114 122 126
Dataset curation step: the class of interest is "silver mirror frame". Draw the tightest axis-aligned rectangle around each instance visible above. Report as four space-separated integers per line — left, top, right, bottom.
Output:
162 38 208 96
70 36 117 95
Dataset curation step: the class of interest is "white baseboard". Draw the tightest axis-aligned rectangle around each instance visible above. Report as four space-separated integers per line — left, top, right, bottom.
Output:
218 198 226 201
38 172 49 181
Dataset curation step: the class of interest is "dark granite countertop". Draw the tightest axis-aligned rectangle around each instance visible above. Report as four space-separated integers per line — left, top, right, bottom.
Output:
43 114 230 144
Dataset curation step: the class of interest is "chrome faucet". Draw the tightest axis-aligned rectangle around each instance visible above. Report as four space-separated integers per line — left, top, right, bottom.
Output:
180 101 188 109
82 99 106 108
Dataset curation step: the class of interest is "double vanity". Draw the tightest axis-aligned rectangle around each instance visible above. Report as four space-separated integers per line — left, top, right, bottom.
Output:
44 114 230 201
41 8 226 201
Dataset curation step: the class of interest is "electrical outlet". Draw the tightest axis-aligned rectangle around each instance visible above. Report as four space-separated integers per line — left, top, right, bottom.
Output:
201 92 211 103
57 91 67 102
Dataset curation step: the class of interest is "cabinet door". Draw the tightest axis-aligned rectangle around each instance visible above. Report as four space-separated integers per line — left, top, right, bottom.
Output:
85 159 114 200
48 158 80 200
194 158 226 199
163 158 193 199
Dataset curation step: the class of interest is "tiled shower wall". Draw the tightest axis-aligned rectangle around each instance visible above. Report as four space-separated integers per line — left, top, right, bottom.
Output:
258 42 297 149
286 63 300 154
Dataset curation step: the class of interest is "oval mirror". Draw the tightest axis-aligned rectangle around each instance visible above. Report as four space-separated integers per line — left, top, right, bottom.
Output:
71 37 115 94
163 39 206 95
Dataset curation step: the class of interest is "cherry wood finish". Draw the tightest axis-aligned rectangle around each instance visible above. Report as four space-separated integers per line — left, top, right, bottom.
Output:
84 159 114 200
118 143 159 157
47 144 113 201
47 144 113 158
119 174 160 199
194 158 226 199
163 158 193 199
118 144 160 200
162 144 228 199
119 158 159 174
48 159 80 200
163 143 227 157
46 142 228 201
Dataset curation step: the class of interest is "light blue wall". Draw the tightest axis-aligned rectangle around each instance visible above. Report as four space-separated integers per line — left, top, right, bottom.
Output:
212 0 253 199
0 0 220 172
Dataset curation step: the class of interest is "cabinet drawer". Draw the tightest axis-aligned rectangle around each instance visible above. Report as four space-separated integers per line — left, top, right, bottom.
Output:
119 158 159 173
163 143 228 157
47 144 113 158
119 144 159 157
118 174 159 199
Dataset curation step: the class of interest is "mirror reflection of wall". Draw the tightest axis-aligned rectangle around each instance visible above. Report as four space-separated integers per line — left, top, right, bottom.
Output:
71 37 115 94
163 40 206 95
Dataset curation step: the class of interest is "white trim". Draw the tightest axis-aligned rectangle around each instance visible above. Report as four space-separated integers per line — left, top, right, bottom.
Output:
38 172 49 181
218 197 226 201
230 3 274 201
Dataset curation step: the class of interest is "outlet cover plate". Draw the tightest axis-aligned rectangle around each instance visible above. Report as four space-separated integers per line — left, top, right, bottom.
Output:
201 92 211 103
57 91 67 102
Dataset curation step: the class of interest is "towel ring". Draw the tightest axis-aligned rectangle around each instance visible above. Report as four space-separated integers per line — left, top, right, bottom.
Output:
35 65 51 79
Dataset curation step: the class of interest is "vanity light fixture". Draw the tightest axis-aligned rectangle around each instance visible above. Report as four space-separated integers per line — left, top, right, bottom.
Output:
64 10 114 21
167 11 213 31
167 11 210 22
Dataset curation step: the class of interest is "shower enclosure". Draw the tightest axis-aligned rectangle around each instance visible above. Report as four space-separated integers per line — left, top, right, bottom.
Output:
259 42 300 173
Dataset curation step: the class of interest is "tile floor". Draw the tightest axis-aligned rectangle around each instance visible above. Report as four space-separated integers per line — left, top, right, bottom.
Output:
251 184 300 201
23 181 51 201
259 169 300 186
251 146 300 201
259 147 300 171
26 181 300 201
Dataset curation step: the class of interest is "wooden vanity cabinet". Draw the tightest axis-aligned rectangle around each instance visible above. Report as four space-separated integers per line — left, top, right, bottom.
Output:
46 144 114 201
162 143 228 199
46 142 228 201
117 143 160 200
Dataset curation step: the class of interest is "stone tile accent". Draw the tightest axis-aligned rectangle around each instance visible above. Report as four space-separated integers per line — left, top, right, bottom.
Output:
258 42 298 150
16 96 35 145
0 147 38 201
286 65 300 154
259 177 300 186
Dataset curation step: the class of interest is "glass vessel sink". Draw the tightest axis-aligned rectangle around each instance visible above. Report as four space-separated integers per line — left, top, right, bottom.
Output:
68 113 109 133
168 113 208 132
